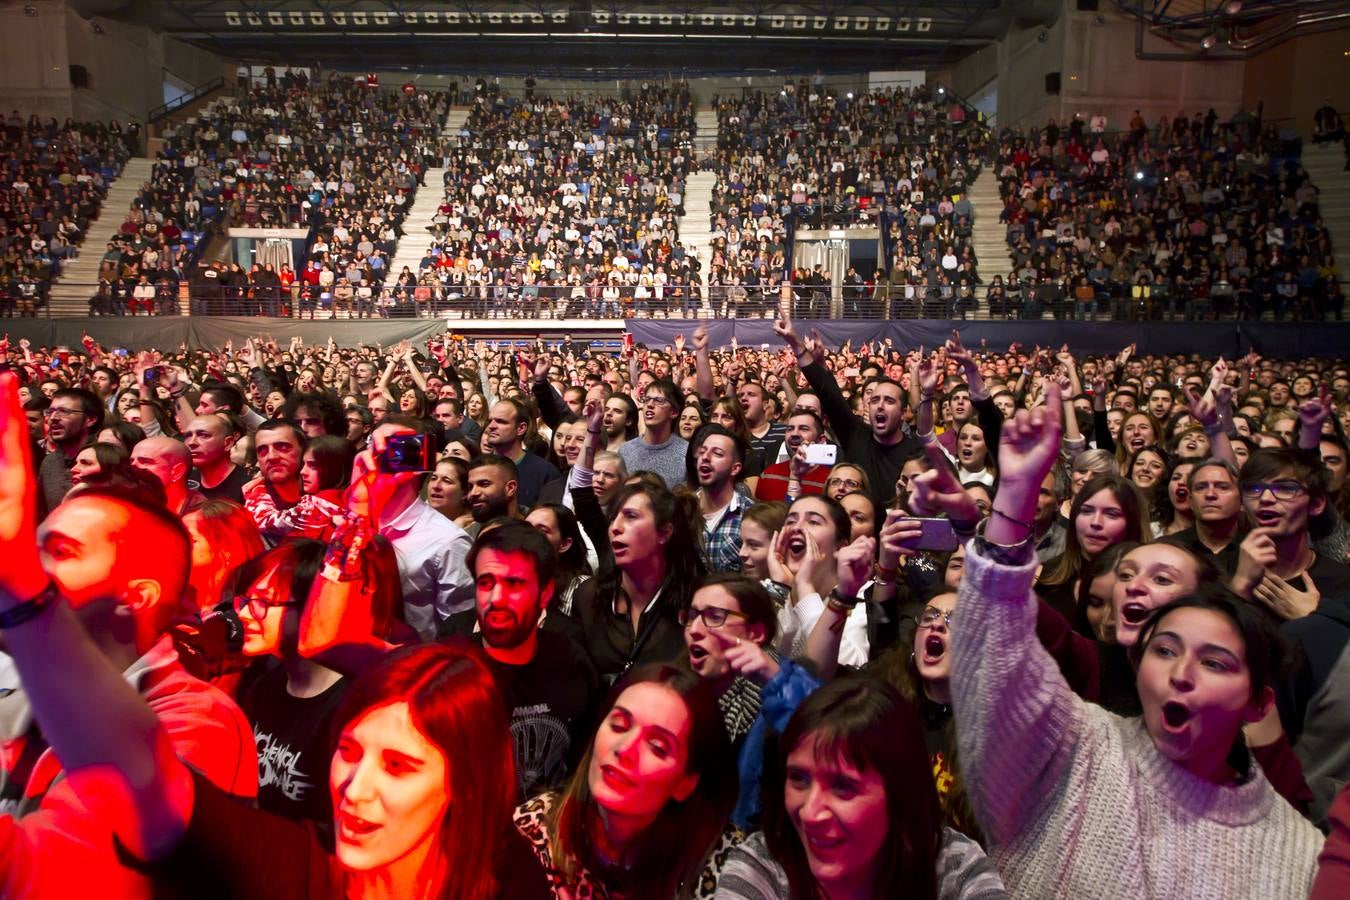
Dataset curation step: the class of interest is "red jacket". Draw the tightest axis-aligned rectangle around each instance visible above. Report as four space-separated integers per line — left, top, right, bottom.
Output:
753 461 830 502
0 635 257 897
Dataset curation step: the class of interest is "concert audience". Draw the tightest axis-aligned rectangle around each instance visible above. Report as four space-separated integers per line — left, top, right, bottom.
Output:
0 299 1349 897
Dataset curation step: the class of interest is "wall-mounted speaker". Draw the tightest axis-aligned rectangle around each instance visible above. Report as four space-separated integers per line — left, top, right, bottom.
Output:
1077 0 1100 11
70 65 90 89
1045 71 1061 94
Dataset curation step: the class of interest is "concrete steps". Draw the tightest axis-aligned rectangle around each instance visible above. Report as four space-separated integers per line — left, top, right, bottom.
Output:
1304 143 1350 281
387 167 448 279
678 171 718 286
693 107 719 153
967 170 1012 285
47 157 155 316
441 106 471 142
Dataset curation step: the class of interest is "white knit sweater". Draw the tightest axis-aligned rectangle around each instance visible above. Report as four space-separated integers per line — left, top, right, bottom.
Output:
951 542 1325 899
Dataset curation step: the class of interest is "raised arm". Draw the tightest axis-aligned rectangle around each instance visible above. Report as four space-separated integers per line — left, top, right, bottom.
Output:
912 350 938 440
296 519 398 676
1185 384 1235 466
0 371 192 861
1298 384 1333 455
948 382 1088 843
692 323 715 403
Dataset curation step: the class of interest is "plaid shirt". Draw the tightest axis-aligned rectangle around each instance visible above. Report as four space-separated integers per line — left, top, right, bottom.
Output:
701 489 752 574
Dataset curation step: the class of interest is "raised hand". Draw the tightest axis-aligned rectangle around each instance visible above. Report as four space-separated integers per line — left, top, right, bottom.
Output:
1184 385 1220 430
998 380 1063 493
908 443 981 523
836 535 877 598
945 330 975 370
0 372 45 599
1298 384 1333 433
674 333 686 354
692 322 709 354
583 396 604 433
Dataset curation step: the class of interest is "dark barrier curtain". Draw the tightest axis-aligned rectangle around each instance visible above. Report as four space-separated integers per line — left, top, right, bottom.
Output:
7 317 1349 358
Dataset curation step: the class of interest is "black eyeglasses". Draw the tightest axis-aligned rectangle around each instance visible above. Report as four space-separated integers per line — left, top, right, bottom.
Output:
232 594 302 618
1240 480 1305 501
918 606 954 629
678 606 747 629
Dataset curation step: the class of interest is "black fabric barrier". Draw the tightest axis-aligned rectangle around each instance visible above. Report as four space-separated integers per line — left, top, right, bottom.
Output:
0 317 1347 359
627 320 1350 358
0 317 451 351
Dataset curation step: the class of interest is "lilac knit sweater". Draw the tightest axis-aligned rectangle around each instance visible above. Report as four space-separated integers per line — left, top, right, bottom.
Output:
951 542 1324 899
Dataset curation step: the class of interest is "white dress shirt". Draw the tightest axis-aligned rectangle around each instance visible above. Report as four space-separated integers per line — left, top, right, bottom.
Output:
381 500 473 639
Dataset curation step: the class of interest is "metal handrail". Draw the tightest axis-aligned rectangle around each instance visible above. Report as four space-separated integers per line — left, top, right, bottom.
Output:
148 77 227 124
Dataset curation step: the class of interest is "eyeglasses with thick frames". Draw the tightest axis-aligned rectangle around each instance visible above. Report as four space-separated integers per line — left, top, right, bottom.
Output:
233 594 303 619
1240 481 1306 501
918 606 954 629
678 606 747 629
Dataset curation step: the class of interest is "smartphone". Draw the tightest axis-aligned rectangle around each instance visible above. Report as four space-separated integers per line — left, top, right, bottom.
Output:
114 348 129 357
909 517 960 553
143 366 162 385
760 343 769 350
378 433 434 473
623 333 634 351
843 367 861 378
802 443 838 467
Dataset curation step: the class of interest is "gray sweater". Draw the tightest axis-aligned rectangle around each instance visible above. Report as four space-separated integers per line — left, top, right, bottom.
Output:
952 541 1324 899
618 432 689 490
714 829 1007 899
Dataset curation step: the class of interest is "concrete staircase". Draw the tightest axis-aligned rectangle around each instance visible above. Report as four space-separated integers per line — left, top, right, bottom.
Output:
967 171 1011 288
693 106 719 154
441 106 471 142
678 171 717 301
387 167 447 279
1304 142 1350 284
47 157 155 316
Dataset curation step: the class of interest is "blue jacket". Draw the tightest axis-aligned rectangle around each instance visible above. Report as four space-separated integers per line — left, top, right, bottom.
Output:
732 658 822 830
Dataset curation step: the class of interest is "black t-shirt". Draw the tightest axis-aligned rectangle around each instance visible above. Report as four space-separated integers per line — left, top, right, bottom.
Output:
239 660 350 826
440 614 601 799
188 464 249 504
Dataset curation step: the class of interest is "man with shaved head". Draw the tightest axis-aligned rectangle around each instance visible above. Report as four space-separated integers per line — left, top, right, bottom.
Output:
131 435 203 516
182 414 248 504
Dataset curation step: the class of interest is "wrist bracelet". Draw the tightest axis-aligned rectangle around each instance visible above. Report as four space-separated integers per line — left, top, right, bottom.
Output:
827 588 860 611
0 581 59 630
991 507 1035 534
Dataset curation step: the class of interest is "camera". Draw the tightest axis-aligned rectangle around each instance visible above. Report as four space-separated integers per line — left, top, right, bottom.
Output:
143 366 162 385
378 433 435 473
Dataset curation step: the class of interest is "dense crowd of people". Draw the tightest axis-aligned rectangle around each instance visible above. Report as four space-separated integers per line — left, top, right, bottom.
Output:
0 286 1349 896
990 109 1343 321
95 70 449 317
1 114 132 315
389 82 697 319
707 83 989 320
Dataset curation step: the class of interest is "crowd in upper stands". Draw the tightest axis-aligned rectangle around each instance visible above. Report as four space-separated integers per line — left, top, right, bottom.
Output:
389 81 697 318
707 81 990 319
0 113 131 314
90 67 448 316
7 78 1344 322
990 108 1343 321
1 306 1349 897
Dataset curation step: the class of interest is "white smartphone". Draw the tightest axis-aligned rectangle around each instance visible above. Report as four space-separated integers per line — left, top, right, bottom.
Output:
802 444 838 467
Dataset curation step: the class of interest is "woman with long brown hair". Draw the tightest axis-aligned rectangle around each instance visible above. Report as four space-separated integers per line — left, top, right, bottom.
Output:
515 664 739 898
